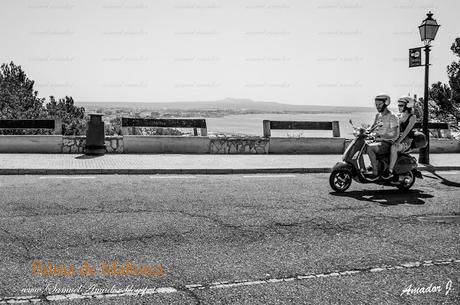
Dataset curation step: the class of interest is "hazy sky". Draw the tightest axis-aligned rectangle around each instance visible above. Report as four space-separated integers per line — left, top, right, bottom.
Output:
1 0 459 106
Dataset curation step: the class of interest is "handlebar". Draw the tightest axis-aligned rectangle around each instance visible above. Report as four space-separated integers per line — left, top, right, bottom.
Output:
352 122 382 138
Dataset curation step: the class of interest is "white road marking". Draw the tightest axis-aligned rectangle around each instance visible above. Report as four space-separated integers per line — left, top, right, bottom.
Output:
149 175 196 179
39 176 96 179
242 175 297 178
1 258 457 303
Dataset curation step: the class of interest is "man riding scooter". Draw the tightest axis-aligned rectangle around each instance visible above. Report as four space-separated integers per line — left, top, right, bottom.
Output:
329 93 424 192
366 94 400 180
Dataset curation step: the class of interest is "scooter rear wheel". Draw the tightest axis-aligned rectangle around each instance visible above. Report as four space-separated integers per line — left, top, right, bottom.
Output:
329 170 352 192
397 170 416 191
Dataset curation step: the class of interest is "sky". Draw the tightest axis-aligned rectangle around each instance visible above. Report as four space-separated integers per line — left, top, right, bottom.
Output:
1 0 459 107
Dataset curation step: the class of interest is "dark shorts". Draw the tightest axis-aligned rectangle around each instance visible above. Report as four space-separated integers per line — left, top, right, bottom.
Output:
367 141 392 154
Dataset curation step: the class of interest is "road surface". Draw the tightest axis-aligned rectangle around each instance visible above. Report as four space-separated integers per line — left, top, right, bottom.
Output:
0 172 459 304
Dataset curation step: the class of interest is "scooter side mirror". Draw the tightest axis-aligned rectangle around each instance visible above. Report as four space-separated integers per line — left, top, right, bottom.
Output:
349 119 357 130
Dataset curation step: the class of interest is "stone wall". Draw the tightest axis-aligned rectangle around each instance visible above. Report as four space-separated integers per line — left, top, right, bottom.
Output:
62 136 123 153
0 136 62 153
123 136 209 153
62 136 86 153
6 135 459 154
105 136 124 153
210 136 269 154
269 137 345 154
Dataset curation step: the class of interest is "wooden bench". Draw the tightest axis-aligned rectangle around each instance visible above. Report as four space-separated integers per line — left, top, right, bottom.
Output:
263 120 340 137
121 118 207 136
413 122 451 138
0 119 62 134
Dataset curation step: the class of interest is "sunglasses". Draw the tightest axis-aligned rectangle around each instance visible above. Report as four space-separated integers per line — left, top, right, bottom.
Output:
398 104 406 107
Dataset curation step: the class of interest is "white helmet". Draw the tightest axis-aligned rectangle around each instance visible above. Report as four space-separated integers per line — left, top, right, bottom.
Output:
375 93 391 106
397 95 415 108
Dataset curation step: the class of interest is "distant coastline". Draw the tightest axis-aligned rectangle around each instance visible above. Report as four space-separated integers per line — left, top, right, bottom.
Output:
75 98 377 137
76 98 374 114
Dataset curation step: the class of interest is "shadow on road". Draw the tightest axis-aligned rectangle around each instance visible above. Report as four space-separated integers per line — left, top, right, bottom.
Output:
330 189 433 206
422 167 460 188
75 154 103 160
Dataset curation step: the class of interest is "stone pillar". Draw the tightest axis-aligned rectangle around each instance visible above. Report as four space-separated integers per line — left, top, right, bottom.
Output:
54 119 62 135
85 114 106 155
332 121 340 137
263 120 271 137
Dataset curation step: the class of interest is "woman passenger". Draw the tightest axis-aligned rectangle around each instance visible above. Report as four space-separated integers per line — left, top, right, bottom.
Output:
382 96 417 179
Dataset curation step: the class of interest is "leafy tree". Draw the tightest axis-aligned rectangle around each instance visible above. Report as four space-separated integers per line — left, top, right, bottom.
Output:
0 62 48 134
0 61 86 135
45 96 86 135
106 116 122 136
0 62 46 119
419 38 460 129
447 38 460 110
428 81 458 124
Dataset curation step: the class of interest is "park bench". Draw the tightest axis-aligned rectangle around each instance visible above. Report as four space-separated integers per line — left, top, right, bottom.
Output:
263 120 340 137
0 119 62 134
413 122 452 138
121 118 207 136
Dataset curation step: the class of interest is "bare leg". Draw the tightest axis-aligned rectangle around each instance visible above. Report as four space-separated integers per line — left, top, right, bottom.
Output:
367 144 379 176
388 143 400 172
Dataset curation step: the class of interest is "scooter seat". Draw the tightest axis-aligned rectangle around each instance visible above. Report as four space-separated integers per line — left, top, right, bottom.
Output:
376 150 410 159
376 152 389 159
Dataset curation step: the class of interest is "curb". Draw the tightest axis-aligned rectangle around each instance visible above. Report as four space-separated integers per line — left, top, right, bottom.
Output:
0 166 459 175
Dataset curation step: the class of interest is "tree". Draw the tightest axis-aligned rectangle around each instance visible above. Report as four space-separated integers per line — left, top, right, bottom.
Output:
45 96 86 135
0 62 46 119
0 61 86 135
423 38 460 128
106 116 122 136
0 62 48 134
429 82 457 124
447 38 460 109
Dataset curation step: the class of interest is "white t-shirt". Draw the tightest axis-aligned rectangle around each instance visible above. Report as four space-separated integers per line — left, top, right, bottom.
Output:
375 110 399 138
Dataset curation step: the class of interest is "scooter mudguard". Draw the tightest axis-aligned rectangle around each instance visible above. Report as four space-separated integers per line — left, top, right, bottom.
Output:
331 161 353 173
394 154 418 175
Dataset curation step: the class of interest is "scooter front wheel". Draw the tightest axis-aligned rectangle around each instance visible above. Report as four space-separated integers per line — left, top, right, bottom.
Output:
329 170 352 192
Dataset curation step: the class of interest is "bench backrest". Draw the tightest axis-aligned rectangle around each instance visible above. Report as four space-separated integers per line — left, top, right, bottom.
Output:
413 122 449 129
0 119 62 134
121 118 207 136
413 122 451 138
263 120 340 137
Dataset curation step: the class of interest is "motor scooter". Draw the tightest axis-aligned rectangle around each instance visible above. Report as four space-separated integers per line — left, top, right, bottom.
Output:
329 121 425 192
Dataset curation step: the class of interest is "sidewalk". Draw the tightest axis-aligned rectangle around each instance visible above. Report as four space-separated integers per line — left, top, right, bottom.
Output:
0 153 459 175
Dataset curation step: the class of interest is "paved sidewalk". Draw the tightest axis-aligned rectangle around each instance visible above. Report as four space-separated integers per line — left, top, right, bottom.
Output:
0 153 459 175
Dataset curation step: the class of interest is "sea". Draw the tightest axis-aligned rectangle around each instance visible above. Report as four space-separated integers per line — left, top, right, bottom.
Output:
205 112 376 138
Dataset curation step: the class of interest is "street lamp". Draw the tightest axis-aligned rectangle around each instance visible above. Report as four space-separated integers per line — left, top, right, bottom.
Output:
418 11 440 164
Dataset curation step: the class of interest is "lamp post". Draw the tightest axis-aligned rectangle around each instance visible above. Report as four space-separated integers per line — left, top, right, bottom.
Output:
418 11 440 164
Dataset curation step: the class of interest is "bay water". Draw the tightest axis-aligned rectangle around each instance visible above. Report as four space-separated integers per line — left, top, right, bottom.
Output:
206 112 376 138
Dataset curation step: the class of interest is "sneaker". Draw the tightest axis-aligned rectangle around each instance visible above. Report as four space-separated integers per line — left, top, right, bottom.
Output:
381 169 394 180
362 166 373 175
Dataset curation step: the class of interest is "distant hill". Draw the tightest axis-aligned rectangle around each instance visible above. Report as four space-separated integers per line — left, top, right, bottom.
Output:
77 98 374 113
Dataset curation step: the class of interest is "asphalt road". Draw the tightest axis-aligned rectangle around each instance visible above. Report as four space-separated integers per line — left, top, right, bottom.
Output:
0 172 459 304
